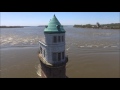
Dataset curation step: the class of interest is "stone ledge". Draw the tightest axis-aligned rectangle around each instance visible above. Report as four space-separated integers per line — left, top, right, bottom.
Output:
38 53 68 68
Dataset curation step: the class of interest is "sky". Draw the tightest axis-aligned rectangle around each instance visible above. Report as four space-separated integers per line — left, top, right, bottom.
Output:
1 12 119 26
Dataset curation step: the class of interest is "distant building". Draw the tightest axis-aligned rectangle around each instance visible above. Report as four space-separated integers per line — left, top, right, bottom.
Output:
38 15 68 78
103 26 108 28
96 22 100 28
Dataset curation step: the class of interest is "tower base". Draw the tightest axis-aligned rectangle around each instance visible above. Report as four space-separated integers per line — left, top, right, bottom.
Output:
40 60 67 78
38 54 68 78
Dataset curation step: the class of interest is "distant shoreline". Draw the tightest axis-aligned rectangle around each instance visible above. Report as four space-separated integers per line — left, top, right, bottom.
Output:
73 27 120 30
73 23 120 29
0 26 24 28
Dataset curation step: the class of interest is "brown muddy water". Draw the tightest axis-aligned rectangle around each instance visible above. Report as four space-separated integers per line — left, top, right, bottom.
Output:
0 26 120 78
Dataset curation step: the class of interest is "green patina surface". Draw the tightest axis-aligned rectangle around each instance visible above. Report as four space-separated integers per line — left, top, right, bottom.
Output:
44 14 65 33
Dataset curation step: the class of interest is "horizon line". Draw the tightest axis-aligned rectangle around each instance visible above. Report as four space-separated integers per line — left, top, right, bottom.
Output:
1 22 120 26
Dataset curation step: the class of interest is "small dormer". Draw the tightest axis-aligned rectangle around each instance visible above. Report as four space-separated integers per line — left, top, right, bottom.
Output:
45 25 48 28
56 25 60 31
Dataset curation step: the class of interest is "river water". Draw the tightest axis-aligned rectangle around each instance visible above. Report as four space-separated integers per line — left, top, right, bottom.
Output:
0 26 120 78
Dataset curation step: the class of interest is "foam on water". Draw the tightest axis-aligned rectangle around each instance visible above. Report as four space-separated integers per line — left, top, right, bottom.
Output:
103 46 108 48
66 47 70 51
79 46 85 48
36 64 41 77
86 45 93 48
8 37 13 41
111 46 118 48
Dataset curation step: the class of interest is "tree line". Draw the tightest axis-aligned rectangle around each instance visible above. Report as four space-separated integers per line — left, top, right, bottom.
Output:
73 23 120 29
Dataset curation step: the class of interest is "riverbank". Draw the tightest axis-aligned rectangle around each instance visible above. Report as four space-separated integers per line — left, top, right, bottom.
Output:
73 27 120 30
73 23 120 29
0 26 24 28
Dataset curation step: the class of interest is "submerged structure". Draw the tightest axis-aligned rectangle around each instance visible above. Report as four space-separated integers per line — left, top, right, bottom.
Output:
38 14 68 78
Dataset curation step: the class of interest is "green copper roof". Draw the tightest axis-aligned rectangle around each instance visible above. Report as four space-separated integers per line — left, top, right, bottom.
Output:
44 14 65 33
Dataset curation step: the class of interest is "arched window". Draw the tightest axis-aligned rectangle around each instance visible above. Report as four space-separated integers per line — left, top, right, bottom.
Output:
62 51 64 59
58 52 61 61
44 50 45 57
62 36 64 42
53 36 57 43
58 36 61 42
52 53 57 61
